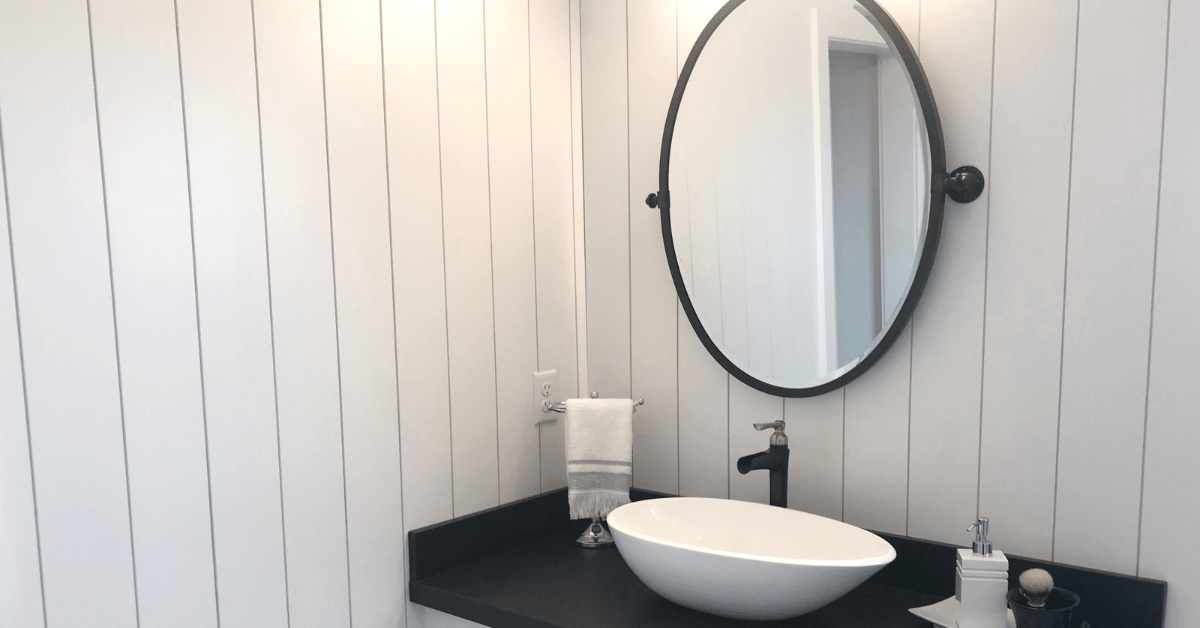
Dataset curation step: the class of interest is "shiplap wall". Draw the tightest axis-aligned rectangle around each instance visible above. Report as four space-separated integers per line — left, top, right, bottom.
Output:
581 0 1199 626
0 1 582 627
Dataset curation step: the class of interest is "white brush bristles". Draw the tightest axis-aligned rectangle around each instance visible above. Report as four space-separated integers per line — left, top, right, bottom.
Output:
1018 568 1054 607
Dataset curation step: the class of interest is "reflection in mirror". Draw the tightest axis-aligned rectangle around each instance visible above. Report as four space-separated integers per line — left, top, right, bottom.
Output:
669 0 929 390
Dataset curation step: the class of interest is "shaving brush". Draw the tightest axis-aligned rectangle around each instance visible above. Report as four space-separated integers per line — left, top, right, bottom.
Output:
1018 568 1054 608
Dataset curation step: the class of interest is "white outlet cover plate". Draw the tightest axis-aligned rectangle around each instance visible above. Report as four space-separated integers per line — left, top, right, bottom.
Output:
533 369 557 423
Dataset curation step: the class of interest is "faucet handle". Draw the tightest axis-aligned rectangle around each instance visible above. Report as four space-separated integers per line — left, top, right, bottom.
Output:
752 420 787 446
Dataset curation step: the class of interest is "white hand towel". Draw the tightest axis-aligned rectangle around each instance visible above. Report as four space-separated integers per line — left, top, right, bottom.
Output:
564 398 633 520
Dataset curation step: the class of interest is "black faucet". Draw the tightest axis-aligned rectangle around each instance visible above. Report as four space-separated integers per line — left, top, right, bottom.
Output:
736 420 790 508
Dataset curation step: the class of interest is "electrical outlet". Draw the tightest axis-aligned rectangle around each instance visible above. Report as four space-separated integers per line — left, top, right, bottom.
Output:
533 369 558 423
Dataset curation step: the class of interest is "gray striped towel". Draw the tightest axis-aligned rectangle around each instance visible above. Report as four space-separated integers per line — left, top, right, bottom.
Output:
564 398 633 520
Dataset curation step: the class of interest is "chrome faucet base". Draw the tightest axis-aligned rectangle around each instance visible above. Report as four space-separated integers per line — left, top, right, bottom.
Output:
576 517 615 547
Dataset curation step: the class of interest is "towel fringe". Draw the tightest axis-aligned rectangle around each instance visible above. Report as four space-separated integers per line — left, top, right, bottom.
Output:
568 491 629 520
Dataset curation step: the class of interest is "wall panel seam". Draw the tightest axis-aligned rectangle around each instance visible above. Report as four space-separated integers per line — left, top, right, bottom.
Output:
375 0 409 622
974 0 1000 522
1136 0 1174 578
481 0 502 506
314 0 355 621
247 0 294 622
431 0 457 517
0 92 50 628
1050 0 1083 563
85 0 142 622
171 0 223 621
624 0 631 462
527 0 542 378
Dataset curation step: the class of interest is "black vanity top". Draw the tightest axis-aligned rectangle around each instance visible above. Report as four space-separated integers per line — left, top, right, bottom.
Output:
408 490 1166 628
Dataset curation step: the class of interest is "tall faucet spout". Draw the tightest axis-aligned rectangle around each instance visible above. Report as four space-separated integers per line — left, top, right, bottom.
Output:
736 444 789 508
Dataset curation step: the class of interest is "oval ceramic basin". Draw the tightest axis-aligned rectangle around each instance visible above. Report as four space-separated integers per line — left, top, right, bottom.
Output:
606 497 896 620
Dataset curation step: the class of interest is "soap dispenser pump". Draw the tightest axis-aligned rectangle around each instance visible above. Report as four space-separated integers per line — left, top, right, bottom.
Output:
956 517 1009 628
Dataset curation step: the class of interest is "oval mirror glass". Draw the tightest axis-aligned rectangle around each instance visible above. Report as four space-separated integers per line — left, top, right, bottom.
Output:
661 0 946 396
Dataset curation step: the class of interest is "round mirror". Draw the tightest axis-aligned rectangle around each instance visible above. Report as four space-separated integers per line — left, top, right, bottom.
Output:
655 0 976 397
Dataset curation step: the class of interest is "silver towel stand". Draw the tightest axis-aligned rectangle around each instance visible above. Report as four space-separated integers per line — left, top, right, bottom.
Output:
537 391 641 548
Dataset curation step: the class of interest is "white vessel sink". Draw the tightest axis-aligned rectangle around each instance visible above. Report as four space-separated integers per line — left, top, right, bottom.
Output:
605 497 896 621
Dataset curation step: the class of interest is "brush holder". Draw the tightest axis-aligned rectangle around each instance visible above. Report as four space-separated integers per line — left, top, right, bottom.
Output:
1007 587 1080 628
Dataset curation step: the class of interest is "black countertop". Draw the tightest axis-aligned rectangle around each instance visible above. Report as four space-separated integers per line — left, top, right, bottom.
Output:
411 526 939 628
408 489 1167 628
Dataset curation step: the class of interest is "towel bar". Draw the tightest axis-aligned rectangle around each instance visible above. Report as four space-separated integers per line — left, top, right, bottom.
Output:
546 395 644 414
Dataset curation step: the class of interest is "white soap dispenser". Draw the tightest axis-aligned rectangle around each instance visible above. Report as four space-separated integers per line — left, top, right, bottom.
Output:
956 517 1009 628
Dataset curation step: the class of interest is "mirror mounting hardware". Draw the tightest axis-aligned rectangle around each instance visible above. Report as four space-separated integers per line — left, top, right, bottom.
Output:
945 165 986 203
645 191 669 210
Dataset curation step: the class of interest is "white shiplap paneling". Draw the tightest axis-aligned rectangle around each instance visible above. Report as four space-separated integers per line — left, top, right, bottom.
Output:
436 0 501 517
1140 2 1200 624
484 0 540 504
842 326 910 534
581 0 631 411
531 0 578 492
382 3 453 626
175 0 289 624
89 1 218 624
0 0 138 624
321 0 407 624
254 0 351 624
976 0 1078 561
1054 0 1169 574
905 0 995 546
383 0 454 536
628 0 679 495
570 0 588 399
1 1 589 627
785 391 843 521
0 102 45 628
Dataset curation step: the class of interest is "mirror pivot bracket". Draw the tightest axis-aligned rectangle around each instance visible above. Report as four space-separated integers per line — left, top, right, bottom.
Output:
944 166 985 204
646 191 668 210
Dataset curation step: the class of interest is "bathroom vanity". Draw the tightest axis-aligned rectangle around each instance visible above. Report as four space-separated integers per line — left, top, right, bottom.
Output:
408 490 1166 628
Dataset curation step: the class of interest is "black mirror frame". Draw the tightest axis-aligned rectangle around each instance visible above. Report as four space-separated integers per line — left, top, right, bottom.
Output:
654 0 962 398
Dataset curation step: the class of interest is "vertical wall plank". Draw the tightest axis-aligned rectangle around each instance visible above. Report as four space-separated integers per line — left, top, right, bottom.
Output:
570 0 588 399
436 0 500 516
905 0 995 546
843 326 911 534
175 0 289 624
675 0 730 501
976 0 1077 561
484 0 539 504
322 0 406 624
627 0 678 494
89 0 218 624
0 108 45 628
839 0 917 537
786 391 843 520
254 0 351 624
1055 0 1169 574
581 0 631 410
0 1 138 623
1140 3 1200 624
531 0 578 492
384 0 453 533
382 3 452 625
